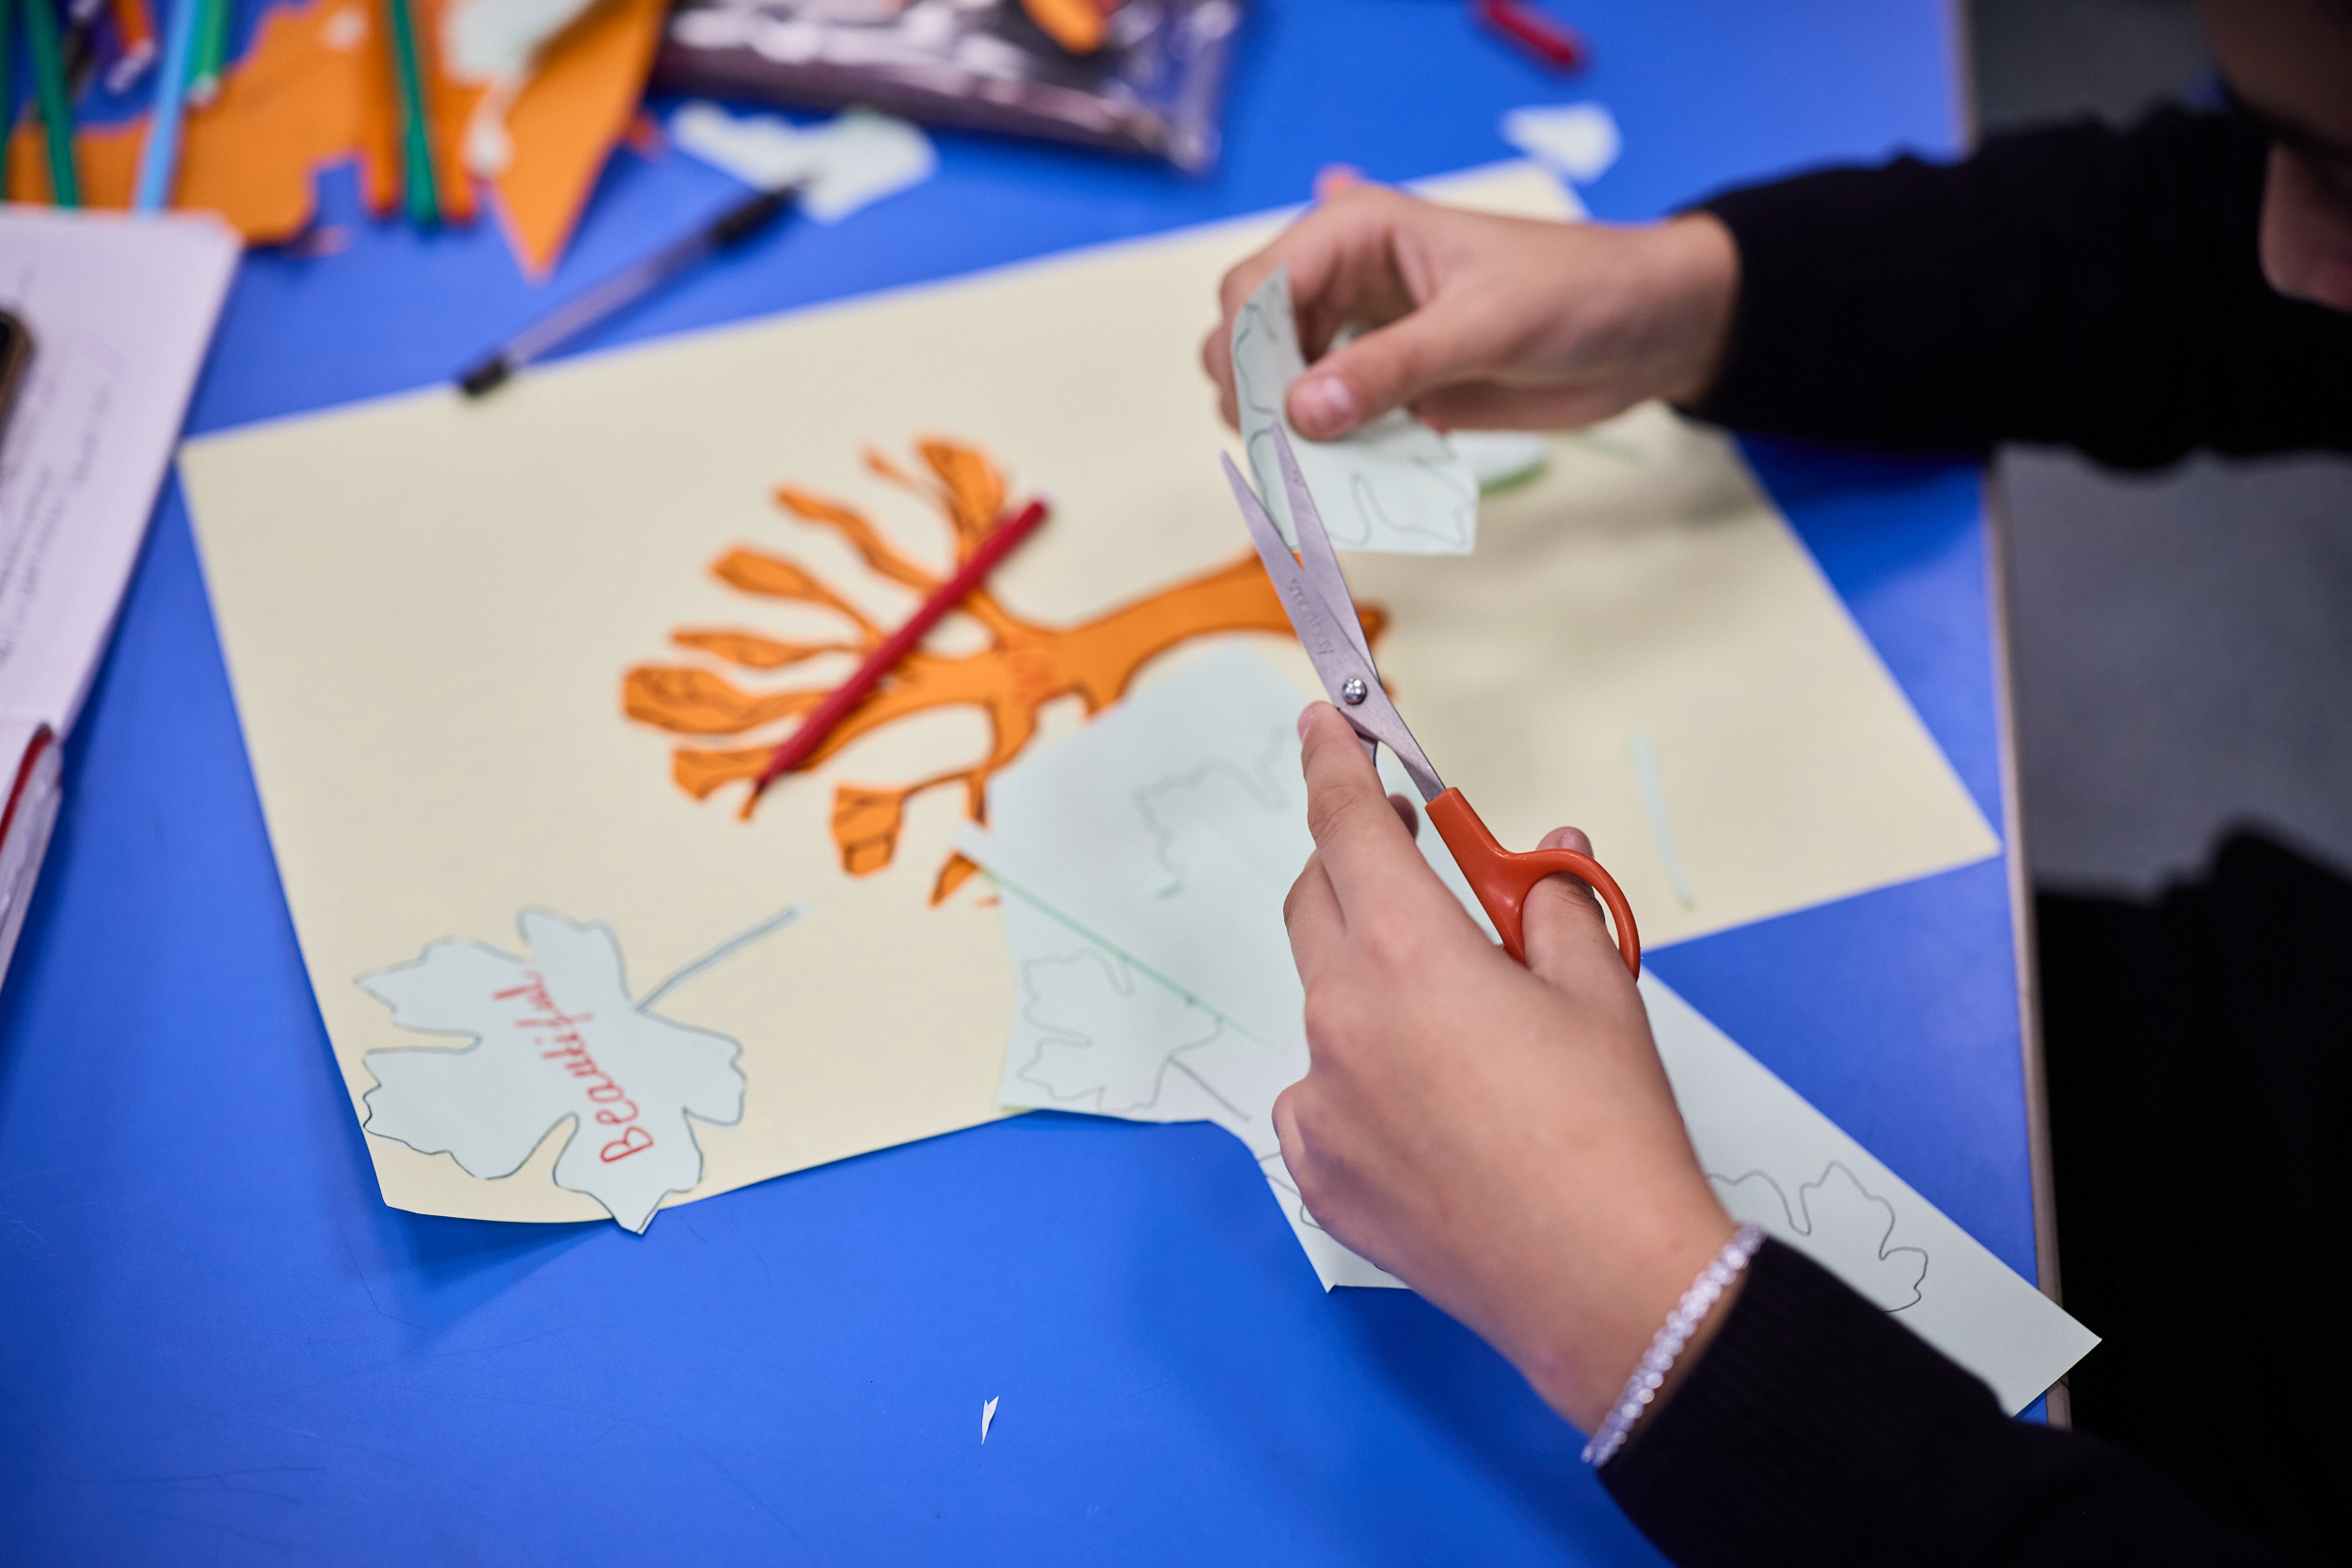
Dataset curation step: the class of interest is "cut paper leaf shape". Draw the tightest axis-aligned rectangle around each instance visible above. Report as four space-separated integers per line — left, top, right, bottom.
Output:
1712 1162 1930 1311
1231 266 1479 556
358 909 747 1231
1017 945 1223 1113
988 885 1401 1291
1136 736 1298 896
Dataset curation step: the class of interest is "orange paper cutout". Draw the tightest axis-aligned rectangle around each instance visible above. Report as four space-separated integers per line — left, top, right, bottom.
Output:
624 439 1387 902
5 0 661 275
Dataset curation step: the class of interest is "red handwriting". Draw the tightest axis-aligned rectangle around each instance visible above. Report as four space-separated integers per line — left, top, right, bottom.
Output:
493 972 653 1163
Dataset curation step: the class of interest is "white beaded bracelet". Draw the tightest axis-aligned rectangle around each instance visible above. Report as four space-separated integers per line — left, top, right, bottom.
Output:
1581 1222 1767 1468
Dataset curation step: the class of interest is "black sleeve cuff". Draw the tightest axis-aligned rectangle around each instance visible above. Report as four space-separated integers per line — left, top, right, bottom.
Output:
1597 1239 2298 1568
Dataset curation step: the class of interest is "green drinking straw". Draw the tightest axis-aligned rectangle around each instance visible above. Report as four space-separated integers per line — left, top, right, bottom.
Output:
23 0 78 207
384 0 438 227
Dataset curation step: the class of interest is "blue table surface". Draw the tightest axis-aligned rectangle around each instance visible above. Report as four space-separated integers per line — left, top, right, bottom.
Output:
0 3 2032 1561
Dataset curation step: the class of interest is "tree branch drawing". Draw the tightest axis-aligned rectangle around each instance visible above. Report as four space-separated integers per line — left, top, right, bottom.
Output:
623 438 1386 904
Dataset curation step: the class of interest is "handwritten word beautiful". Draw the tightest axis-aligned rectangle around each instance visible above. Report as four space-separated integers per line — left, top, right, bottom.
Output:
493 971 653 1163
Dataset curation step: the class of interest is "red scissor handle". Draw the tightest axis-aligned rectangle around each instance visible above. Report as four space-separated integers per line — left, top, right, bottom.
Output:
1426 788 1642 978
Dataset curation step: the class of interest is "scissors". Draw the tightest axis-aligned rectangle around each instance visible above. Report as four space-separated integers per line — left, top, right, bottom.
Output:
1222 429 1642 978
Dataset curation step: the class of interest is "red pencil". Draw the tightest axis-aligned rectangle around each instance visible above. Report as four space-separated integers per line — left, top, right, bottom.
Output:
1472 0 1587 71
739 497 1051 816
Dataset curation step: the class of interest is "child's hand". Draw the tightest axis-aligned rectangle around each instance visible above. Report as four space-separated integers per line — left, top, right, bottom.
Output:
1202 182 1739 440
1276 703 1736 1433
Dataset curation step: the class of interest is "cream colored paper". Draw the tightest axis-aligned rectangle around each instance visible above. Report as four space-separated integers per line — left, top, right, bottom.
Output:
1339 406 1999 946
181 159 1993 1227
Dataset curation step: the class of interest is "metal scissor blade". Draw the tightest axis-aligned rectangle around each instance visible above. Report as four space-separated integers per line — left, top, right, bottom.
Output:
1219 452 1449 803
1267 425 1377 673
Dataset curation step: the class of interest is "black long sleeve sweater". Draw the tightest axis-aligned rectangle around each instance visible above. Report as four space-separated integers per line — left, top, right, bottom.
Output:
1688 109 2352 466
1599 1243 2296 1566
1598 107 2346 1566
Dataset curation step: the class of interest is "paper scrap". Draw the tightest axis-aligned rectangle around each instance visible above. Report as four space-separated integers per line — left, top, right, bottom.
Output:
0 208 240 734
1500 102 1622 185
672 102 937 223
1629 733 1696 910
1644 976 2097 1412
358 909 751 1231
1231 265 1481 556
981 1396 999 1442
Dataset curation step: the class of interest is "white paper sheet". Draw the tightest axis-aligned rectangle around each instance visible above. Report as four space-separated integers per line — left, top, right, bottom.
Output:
1230 266 1481 557
0 209 240 734
968 652 2093 1402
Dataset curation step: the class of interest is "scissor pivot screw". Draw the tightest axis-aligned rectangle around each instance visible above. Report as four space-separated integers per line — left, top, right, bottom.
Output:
1340 677 1369 705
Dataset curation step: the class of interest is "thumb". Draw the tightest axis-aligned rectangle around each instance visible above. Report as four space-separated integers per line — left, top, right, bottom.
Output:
1519 826 1627 993
1287 297 1492 439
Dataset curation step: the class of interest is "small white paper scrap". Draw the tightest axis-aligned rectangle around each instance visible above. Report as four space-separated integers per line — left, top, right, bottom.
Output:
981 1396 1000 1442
671 103 937 223
1230 265 1480 556
1501 102 1623 185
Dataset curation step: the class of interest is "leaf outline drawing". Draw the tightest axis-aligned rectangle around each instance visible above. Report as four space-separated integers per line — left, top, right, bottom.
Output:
1134 726 1295 895
1710 1161 1930 1311
1016 946 1224 1114
356 909 752 1232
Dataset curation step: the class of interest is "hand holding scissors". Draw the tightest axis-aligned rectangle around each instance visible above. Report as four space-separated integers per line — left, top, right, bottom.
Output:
1222 429 1641 977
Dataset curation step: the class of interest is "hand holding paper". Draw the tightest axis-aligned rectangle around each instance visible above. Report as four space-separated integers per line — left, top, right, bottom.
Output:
1204 181 1740 451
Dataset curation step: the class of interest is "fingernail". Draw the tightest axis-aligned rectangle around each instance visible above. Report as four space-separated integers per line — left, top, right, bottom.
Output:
1297 705 1317 739
1291 376 1358 437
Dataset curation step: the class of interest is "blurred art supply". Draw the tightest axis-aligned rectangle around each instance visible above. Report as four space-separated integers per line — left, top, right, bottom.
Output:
384 0 442 224
9 0 661 274
741 497 1051 811
1500 100 1619 185
187 0 226 102
24 0 81 205
133 0 202 208
653 0 1243 172
1472 0 1583 71
0 210 238 991
457 182 802 395
104 0 157 87
671 102 935 222
0 0 14 201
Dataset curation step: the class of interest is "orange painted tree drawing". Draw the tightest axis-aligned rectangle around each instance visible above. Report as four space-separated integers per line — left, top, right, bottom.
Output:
623 439 1384 904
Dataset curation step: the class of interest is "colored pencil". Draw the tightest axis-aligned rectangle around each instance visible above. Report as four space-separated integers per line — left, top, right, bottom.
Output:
23 0 80 207
106 0 158 90
383 0 438 226
456 184 799 396
1471 0 1586 71
186 0 225 103
1 0 17 202
133 0 201 207
739 498 1052 816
